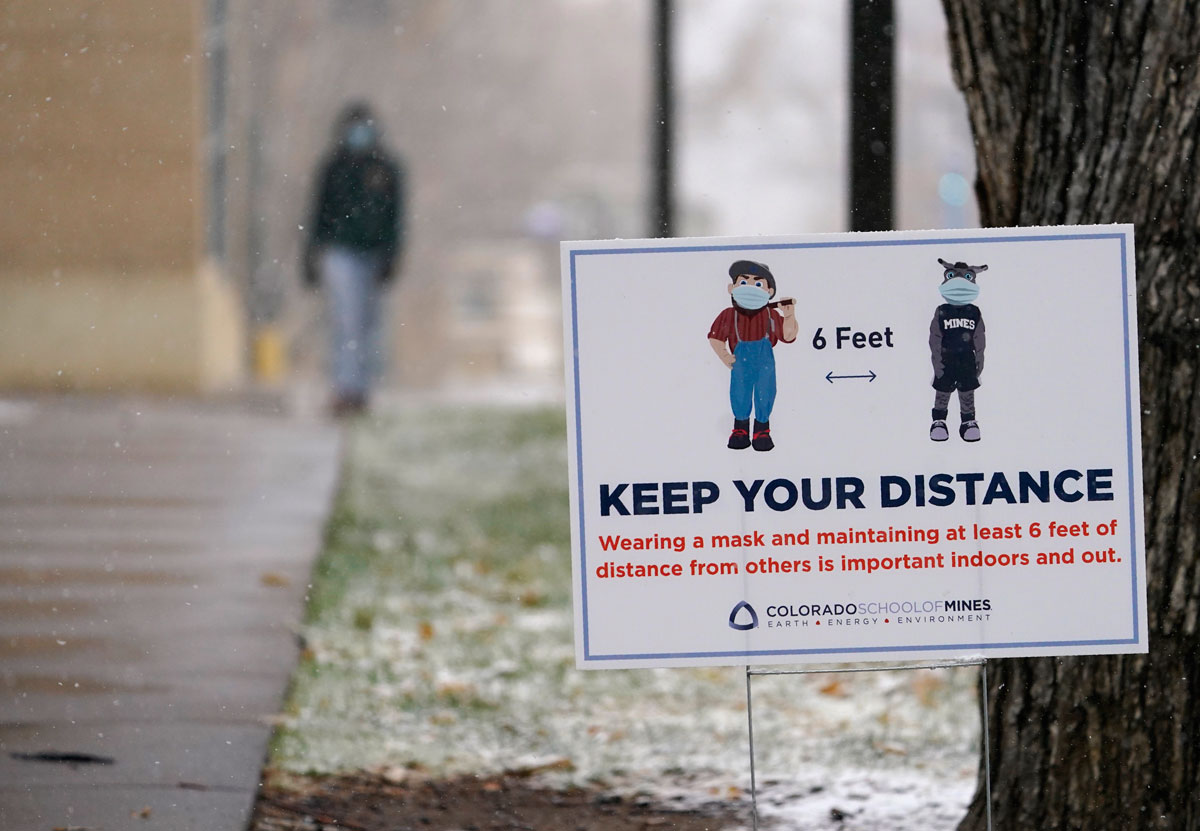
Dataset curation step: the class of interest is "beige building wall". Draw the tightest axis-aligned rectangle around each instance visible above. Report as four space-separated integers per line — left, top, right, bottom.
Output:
0 0 244 392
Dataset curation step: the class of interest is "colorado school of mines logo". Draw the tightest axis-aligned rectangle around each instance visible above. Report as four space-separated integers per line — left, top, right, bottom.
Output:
728 600 760 630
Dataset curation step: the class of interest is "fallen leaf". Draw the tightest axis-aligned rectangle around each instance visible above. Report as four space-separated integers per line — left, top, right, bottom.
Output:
418 621 434 641
818 678 849 697
912 672 946 707
260 572 290 588
437 680 473 696
505 756 575 777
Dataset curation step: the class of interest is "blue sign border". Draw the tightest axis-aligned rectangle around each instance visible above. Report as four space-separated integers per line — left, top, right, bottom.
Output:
567 231 1140 663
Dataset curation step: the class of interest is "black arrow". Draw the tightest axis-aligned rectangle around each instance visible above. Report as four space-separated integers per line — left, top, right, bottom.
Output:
825 370 877 383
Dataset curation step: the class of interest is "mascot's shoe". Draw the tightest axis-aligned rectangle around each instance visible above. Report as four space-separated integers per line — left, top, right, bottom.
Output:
930 420 949 441
752 420 774 452
727 419 751 450
960 420 981 442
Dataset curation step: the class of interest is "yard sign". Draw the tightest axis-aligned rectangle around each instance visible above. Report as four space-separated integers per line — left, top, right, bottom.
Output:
562 226 1146 669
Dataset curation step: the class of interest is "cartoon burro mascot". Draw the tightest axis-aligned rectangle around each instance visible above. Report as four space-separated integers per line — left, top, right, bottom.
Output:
929 258 987 442
707 261 798 451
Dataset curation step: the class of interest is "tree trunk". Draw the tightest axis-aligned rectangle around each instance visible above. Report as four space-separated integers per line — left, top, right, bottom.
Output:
940 3 1200 829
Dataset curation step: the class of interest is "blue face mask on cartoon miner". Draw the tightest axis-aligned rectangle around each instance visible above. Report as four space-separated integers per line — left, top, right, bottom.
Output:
732 285 770 310
938 262 983 305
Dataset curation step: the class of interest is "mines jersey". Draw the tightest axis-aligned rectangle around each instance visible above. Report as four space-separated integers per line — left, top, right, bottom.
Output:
931 303 983 354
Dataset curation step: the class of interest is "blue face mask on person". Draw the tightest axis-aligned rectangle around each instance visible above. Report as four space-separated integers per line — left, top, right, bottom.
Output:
732 285 771 310
345 122 376 151
939 276 979 305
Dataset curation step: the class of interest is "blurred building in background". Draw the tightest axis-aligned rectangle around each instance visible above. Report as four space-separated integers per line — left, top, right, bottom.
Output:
0 0 247 392
0 0 975 398
243 0 651 395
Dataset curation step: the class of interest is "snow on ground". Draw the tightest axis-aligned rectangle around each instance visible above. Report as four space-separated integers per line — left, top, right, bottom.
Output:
271 405 980 829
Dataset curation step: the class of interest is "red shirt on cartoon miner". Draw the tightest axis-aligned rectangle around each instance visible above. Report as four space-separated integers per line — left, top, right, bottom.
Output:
707 260 798 451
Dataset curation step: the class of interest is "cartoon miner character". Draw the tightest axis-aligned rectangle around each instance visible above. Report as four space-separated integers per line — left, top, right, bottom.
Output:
707 260 798 451
929 258 987 442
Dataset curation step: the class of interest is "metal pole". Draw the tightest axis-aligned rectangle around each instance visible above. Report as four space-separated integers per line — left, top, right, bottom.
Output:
651 0 674 237
741 660 989 829
848 0 894 231
982 659 993 831
745 667 759 831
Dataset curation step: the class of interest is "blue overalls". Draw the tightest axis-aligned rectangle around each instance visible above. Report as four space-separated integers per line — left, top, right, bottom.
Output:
729 312 777 422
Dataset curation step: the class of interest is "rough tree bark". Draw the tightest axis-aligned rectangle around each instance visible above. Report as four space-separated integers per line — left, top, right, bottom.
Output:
940 3 1200 829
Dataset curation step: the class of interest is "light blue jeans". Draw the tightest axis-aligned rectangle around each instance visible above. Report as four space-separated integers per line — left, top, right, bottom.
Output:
320 246 385 398
729 337 777 422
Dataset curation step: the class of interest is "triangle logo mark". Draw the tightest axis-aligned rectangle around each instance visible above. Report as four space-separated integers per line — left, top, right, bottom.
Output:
728 600 760 631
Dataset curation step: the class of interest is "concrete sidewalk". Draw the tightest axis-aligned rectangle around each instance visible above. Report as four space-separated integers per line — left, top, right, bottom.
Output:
0 396 341 830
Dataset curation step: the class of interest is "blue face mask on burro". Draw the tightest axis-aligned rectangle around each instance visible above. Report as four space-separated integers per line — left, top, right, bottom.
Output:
939 277 980 305
732 285 771 310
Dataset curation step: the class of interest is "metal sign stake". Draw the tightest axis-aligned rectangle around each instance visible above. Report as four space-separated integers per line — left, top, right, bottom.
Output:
744 658 993 831
745 667 759 830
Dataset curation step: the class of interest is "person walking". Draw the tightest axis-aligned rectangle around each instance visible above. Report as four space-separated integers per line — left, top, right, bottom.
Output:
304 102 406 415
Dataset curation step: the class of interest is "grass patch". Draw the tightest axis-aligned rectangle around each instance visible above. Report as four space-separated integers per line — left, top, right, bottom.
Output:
269 404 978 787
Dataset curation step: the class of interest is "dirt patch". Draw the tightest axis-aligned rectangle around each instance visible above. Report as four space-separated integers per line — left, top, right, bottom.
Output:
250 772 747 831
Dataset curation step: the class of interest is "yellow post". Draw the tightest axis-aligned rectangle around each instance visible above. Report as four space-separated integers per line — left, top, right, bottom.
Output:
253 325 288 383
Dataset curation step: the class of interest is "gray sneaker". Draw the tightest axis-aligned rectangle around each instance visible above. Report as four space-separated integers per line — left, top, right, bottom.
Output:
960 420 981 442
929 420 949 441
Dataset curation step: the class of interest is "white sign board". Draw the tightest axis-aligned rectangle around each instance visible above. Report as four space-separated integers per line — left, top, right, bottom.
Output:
563 226 1146 669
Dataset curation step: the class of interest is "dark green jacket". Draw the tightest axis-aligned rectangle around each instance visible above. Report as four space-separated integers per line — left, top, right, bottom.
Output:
306 147 405 283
